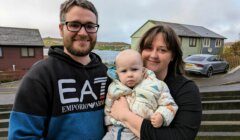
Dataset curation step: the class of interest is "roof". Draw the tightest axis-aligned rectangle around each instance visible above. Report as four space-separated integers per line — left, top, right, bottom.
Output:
132 20 226 39
183 25 226 38
0 26 44 46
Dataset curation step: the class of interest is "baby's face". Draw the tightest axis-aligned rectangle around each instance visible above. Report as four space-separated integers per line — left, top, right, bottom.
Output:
116 58 143 88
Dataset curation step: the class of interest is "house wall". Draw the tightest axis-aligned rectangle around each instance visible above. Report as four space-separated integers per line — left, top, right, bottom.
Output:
201 39 224 55
131 21 225 57
0 46 43 71
180 37 202 58
131 22 155 50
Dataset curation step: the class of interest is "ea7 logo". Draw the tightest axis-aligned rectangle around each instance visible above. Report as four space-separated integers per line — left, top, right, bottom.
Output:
58 77 107 104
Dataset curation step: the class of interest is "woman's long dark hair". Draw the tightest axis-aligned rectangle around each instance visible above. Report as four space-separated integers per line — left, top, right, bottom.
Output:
138 25 185 76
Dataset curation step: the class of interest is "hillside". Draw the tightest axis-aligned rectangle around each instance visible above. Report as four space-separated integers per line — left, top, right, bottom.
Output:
43 37 63 47
42 37 130 51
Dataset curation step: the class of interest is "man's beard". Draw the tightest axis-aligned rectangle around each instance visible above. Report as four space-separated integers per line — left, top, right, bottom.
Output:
65 38 96 57
66 42 95 56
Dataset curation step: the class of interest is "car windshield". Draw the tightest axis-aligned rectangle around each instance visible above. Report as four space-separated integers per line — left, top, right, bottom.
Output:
186 56 206 61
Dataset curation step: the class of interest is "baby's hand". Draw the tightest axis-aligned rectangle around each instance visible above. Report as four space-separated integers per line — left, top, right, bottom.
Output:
150 112 163 128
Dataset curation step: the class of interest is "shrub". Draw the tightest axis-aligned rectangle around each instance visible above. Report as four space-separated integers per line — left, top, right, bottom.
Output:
221 41 240 70
231 41 240 56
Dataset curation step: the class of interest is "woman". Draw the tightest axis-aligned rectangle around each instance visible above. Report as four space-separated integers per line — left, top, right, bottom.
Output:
110 25 202 140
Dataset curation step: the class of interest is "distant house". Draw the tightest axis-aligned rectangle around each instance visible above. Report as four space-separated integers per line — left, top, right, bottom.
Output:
0 26 44 71
131 20 226 58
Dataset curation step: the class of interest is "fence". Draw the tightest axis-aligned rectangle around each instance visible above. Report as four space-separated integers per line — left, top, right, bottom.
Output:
0 70 26 82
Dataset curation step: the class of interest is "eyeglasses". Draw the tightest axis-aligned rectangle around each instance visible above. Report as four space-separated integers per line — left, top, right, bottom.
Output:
62 21 99 33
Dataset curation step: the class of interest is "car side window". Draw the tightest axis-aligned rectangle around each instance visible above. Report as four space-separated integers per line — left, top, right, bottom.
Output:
213 57 218 61
216 56 223 61
207 56 214 61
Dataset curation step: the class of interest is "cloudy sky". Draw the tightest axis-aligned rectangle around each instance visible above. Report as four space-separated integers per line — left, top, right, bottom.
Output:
1 0 240 43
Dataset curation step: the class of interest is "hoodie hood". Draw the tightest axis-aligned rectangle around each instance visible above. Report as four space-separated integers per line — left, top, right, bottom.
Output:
48 46 103 69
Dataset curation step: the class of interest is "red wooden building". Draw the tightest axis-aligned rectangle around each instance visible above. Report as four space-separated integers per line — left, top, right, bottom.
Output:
0 26 44 72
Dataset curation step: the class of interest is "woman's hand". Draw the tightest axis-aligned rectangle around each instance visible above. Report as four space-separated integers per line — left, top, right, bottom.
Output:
110 96 130 122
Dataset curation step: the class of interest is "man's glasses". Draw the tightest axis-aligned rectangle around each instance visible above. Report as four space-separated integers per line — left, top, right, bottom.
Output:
62 21 99 33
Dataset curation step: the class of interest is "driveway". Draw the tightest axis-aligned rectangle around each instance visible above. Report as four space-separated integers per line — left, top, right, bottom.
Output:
191 66 240 86
187 66 240 92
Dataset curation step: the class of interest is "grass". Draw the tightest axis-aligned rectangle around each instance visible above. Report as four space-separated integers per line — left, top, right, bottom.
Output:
94 45 130 51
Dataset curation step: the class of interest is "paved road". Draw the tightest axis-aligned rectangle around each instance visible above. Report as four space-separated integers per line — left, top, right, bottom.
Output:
0 67 240 105
0 81 20 105
0 94 16 105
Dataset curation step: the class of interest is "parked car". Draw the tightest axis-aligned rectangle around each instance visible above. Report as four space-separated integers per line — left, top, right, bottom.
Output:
184 54 229 77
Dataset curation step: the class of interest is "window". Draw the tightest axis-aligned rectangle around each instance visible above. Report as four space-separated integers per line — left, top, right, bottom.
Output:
203 38 210 47
189 38 196 47
21 47 35 57
215 39 222 47
0 47 2 57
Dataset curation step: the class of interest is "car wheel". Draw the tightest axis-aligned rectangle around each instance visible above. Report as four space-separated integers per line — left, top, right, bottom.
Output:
206 67 213 77
224 65 229 73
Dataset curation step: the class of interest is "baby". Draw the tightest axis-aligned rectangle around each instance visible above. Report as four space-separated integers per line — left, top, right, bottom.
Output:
103 49 178 140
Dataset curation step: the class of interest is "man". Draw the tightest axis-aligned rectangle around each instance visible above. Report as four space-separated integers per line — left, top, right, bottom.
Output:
8 0 111 139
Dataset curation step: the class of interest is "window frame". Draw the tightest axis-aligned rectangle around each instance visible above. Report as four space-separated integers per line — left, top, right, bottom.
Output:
203 38 210 47
21 47 35 57
189 38 197 47
215 39 222 48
